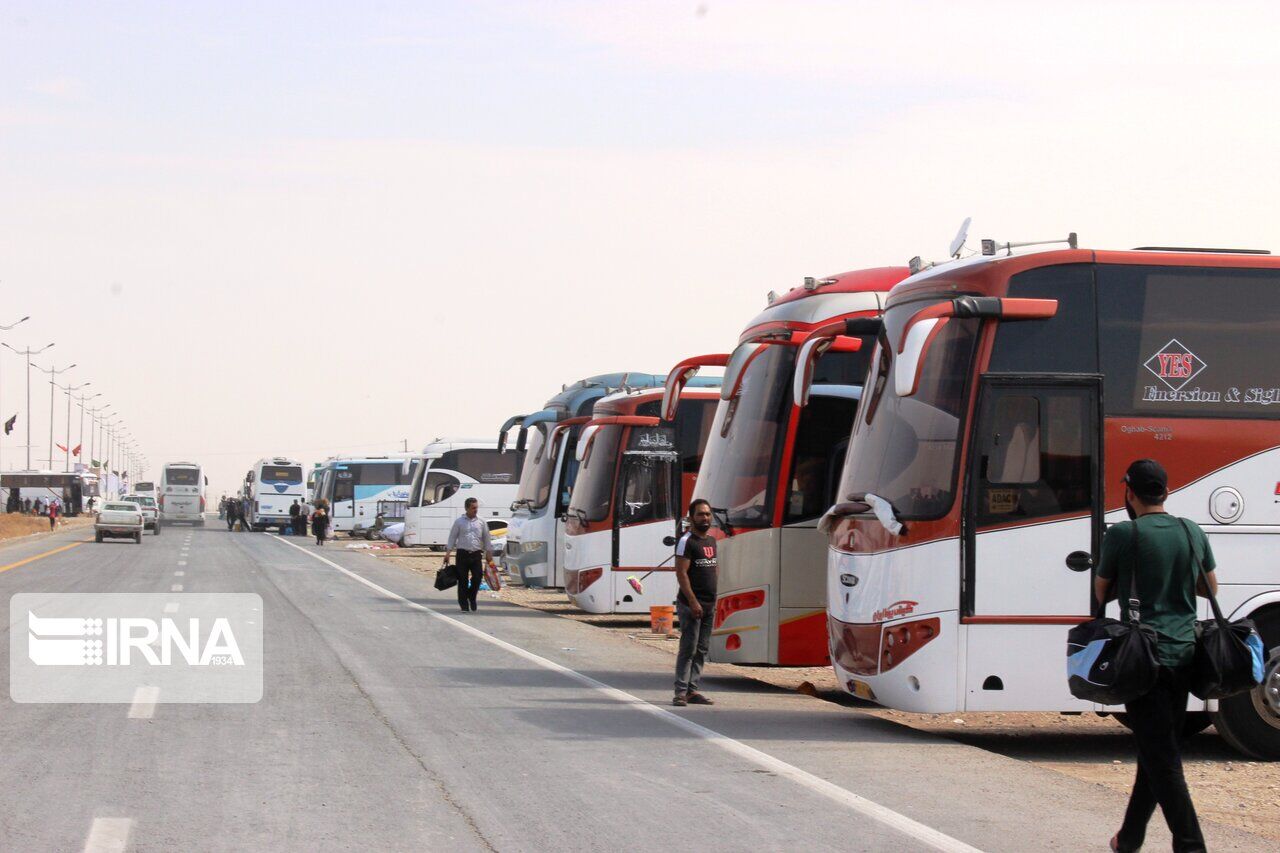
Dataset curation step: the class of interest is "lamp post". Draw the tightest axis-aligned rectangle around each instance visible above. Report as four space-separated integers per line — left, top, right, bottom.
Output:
2 342 54 470
0 316 31 472
88 404 111 474
76 392 100 472
57 381 90 472
34 361 75 470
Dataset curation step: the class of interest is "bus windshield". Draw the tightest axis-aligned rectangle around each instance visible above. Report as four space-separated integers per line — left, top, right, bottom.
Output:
164 467 200 486
696 344 795 528
839 308 979 520
568 425 621 522
514 426 555 509
260 465 303 483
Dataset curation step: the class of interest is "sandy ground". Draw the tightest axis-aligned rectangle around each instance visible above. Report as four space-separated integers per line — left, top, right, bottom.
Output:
359 543 1280 842
0 514 92 543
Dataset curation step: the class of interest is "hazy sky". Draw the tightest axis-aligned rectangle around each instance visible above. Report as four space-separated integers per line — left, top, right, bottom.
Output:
3 1 1279 497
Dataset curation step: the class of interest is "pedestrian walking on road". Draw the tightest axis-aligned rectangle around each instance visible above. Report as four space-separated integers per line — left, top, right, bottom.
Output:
444 497 491 612
288 499 301 535
311 505 329 545
673 498 717 707
225 498 239 531
1097 459 1214 853
47 500 59 530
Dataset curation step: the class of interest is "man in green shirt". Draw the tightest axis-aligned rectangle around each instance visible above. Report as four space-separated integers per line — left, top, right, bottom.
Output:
1095 459 1216 853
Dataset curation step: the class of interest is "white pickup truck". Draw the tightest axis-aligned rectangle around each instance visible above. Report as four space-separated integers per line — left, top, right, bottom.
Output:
95 501 145 544
121 494 161 536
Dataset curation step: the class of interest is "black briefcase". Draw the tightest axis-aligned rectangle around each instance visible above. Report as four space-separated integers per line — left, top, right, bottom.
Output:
433 562 459 592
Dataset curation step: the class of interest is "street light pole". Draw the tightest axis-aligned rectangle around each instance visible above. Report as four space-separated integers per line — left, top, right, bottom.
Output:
78 392 99 473
0 316 31 472
57 381 90 472
34 361 74 471
2 342 54 470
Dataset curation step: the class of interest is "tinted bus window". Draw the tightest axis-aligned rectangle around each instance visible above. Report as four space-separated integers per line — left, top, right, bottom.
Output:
164 468 200 485
988 264 1098 375
261 466 302 483
437 450 524 484
1098 265 1280 418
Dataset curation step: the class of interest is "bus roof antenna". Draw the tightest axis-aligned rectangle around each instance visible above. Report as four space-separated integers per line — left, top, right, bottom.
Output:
949 217 972 258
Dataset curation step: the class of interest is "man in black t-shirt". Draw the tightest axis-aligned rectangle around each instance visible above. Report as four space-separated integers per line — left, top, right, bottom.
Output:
673 498 718 707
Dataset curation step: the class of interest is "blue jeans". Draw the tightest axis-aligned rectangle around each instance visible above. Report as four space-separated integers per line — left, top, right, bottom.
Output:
674 600 713 695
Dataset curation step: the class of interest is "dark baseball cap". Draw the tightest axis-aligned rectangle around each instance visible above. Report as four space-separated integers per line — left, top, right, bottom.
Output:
1123 459 1168 501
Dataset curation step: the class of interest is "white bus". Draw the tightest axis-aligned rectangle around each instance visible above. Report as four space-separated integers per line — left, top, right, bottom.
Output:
402 439 524 548
2 470 100 516
159 462 207 525
245 457 305 532
132 480 158 503
311 455 419 537
795 240 1280 759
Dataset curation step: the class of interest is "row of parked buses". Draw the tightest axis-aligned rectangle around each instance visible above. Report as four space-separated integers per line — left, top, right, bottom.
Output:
484 236 1280 760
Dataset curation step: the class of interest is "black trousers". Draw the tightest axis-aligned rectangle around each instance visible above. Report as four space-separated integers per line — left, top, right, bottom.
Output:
1117 665 1205 853
456 549 484 610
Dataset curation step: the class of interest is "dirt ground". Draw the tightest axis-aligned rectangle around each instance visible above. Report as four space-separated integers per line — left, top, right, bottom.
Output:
359 544 1280 842
0 514 92 543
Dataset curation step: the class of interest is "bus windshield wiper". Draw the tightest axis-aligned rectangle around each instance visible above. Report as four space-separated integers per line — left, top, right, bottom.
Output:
710 506 735 536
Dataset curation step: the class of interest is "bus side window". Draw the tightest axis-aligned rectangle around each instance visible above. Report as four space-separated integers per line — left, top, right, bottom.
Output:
421 472 460 506
976 388 1092 526
618 457 673 525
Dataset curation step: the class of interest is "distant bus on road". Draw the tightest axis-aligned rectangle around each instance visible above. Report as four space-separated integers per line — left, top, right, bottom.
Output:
133 480 158 502
402 439 524 548
245 457 305 532
159 462 207 525
310 455 419 537
1 470 99 516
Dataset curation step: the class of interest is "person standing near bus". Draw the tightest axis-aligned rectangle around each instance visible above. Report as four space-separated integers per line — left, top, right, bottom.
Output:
311 504 329 545
225 497 238 531
296 499 310 537
47 500 58 530
444 497 492 613
1096 459 1214 853
288 499 301 535
673 498 717 707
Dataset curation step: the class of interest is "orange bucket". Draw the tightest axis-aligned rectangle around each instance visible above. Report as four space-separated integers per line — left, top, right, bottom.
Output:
650 605 676 635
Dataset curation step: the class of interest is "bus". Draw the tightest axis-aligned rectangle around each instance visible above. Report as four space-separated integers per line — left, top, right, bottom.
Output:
665 267 907 665
310 455 419 537
159 462 207 525
402 439 525 548
563 381 720 615
245 457 305 531
793 240 1280 759
1 470 100 516
503 373 665 588
133 480 158 503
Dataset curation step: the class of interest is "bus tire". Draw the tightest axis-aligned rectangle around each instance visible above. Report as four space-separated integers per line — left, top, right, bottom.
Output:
1212 607 1280 761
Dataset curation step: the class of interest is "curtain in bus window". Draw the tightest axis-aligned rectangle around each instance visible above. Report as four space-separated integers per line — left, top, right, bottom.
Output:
1098 265 1280 418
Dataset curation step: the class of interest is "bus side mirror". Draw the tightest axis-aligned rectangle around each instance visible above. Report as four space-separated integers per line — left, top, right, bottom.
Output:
896 297 1058 397
662 353 730 421
662 535 677 546
792 318 868 408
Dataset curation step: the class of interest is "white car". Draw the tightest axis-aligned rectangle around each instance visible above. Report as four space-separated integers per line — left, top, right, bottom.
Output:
121 494 161 535
95 501 145 544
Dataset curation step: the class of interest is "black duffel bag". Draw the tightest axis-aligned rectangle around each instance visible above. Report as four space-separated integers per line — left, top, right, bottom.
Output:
1067 522 1160 705
433 562 460 592
1178 519 1265 700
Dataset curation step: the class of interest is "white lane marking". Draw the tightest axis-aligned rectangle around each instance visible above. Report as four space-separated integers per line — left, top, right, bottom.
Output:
164 602 179 614
174 571 184 577
171 584 183 592
128 686 160 719
177 561 188 566
83 816 133 852
269 535 982 853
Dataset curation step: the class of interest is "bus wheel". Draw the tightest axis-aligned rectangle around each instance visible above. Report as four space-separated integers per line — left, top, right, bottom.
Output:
1212 608 1280 760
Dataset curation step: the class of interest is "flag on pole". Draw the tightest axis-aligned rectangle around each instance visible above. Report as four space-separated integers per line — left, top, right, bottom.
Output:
3 413 15 435
92 458 101 467
72 444 82 457
56 443 68 453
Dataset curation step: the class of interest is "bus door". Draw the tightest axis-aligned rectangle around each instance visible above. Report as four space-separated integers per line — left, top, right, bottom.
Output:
333 468 355 517
962 374 1102 710
613 426 679 608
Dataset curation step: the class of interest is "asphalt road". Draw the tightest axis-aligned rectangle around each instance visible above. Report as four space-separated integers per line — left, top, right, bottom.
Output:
0 520 1271 852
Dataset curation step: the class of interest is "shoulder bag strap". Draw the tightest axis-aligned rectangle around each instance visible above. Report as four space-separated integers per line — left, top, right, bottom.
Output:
1122 521 1144 625
1178 517 1227 626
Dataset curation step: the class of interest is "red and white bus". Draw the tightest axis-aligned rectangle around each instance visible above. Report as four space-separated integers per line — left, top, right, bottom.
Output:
563 382 720 614
794 241 1280 759
663 267 907 665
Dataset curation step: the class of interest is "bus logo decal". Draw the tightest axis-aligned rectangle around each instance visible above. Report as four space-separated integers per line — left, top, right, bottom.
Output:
1143 338 1206 392
872 600 917 622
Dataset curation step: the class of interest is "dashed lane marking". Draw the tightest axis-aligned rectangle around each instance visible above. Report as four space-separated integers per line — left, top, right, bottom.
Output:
82 816 132 852
174 571 184 577
170 584 183 592
0 540 86 574
127 686 160 719
268 534 984 853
